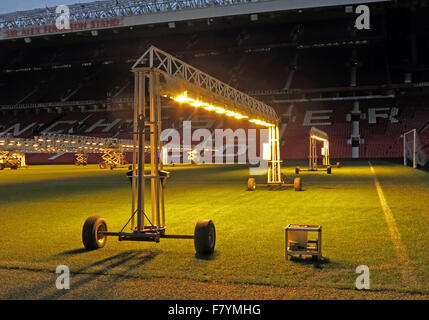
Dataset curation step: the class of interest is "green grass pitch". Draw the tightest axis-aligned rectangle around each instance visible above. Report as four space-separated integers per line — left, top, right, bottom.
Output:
0 161 428 299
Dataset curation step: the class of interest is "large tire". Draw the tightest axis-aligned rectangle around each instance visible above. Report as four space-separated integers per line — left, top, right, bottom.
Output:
327 166 332 174
247 178 256 191
82 216 108 250
194 220 216 255
295 166 300 174
0 164 4 170
294 177 302 191
99 162 107 169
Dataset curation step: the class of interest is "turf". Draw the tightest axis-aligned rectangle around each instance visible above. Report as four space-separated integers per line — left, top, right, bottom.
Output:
0 161 428 299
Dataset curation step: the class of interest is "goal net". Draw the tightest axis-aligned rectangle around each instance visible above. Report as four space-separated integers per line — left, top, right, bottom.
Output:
403 129 428 168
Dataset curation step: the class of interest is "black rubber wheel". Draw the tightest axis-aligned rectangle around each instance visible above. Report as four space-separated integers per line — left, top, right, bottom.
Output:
247 178 256 191
99 162 107 169
194 220 216 255
312 255 319 261
295 167 300 174
327 166 332 174
82 216 108 250
0 164 4 170
294 177 302 191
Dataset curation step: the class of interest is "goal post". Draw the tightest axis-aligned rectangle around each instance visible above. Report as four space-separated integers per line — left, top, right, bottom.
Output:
403 129 427 169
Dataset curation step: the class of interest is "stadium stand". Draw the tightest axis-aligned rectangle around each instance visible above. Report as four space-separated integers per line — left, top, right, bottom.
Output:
1 1 428 164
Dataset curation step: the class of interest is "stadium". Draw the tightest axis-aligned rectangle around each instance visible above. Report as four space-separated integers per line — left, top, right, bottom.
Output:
0 0 428 301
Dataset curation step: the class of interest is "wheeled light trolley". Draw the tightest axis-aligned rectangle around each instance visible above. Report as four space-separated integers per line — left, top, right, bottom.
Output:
74 153 88 166
295 127 340 175
1 134 134 169
82 46 281 254
81 46 284 255
285 224 322 261
247 126 303 191
99 147 125 170
247 176 302 191
83 65 215 255
0 150 26 170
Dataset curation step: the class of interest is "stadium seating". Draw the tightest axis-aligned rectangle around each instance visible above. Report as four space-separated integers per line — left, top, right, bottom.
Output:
2 100 428 163
1 13 429 165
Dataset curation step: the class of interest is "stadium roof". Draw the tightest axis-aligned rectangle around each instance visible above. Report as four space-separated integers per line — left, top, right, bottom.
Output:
0 0 389 40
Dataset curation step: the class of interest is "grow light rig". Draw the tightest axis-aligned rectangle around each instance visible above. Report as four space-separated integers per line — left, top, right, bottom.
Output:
81 46 293 255
0 133 133 170
295 127 340 175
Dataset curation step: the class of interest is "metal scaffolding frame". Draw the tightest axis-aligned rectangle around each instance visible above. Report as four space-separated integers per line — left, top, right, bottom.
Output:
74 153 89 166
0 133 134 169
0 133 133 153
295 127 338 174
267 125 281 184
309 127 330 170
91 45 284 253
0 150 26 169
132 45 279 125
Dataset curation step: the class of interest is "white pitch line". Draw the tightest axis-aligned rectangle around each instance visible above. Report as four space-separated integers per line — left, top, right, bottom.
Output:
368 161 416 286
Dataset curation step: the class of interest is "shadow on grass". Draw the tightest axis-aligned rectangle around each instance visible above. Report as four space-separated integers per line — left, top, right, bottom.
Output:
289 256 331 269
195 251 219 261
3 249 160 299
58 248 87 255
311 186 336 190
267 187 307 192
246 186 306 192
42 249 161 299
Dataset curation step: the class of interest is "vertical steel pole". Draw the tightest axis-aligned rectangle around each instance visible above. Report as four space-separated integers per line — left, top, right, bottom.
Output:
131 71 138 230
327 141 330 166
136 71 146 232
268 126 270 183
158 78 165 229
309 136 312 170
270 126 274 183
314 140 318 170
149 71 161 229
275 126 281 183
155 72 163 229
413 129 416 169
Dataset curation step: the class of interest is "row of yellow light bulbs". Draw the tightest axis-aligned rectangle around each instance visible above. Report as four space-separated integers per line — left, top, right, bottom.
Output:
1 142 30 147
170 93 275 127
1 140 27 146
3 140 119 150
33 146 102 150
2 141 107 151
310 135 329 142
37 138 105 146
